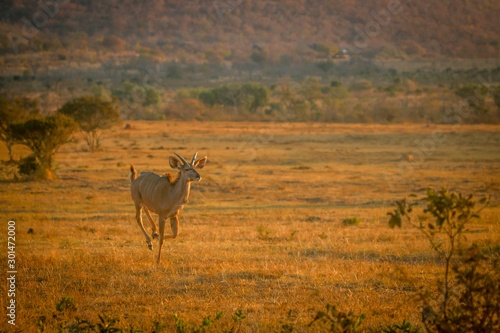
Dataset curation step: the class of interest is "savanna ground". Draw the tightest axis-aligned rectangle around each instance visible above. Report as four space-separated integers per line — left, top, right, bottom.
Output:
0 121 499 332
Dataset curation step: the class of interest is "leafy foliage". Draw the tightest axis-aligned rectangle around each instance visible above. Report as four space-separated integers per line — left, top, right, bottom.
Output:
454 84 490 122
382 319 420 333
199 83 269 113
9 114 76 179
422 246 500 333
173 310 244 333
309 303 366 333
0 96 40 161
388 188 496 333
95 314 122 333
316 61 335 76
56 296 77 312
58 96 120 152
342 217 361 226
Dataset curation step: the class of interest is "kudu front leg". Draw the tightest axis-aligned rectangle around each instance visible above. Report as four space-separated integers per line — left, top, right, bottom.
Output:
157 215 166 264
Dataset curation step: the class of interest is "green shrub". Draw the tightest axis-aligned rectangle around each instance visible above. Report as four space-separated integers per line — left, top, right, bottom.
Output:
349 79 372 91
309 303 366 332
257 225 272 240
342 217 360 226
56 296 77 312
173 310 244 333
330 80 342 87
382 319 420 333
388 189 498 332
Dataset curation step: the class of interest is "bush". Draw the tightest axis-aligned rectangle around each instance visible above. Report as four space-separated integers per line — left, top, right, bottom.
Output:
422 246 500 332
173 310 245 333
0 96 40 161
316 60 335 75
454 84 490 123
9 114 76 180
388 189 498 333
101 36 126 52
330 80 342 87
144 86 162 106
198 83 269 113
56 296 77 312
382 319 420 333
166 63 183 79
342 217 360 226
349 79 372 91
309 303 366 332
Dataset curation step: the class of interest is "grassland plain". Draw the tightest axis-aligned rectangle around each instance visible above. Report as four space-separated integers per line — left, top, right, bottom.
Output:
0 122 499 332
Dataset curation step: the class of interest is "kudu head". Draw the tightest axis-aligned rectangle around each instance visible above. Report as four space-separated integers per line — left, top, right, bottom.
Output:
169 152 207 182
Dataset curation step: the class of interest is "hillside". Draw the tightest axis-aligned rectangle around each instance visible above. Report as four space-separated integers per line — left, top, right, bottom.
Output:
1 0 499 60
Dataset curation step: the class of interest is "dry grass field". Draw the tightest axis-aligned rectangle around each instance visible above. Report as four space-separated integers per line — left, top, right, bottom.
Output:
0 121 499 332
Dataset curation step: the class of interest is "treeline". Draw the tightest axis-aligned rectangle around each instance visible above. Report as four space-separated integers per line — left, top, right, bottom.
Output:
162 79 500 124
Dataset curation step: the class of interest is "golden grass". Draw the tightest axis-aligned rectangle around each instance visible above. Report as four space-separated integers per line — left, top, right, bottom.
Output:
0 121 499 331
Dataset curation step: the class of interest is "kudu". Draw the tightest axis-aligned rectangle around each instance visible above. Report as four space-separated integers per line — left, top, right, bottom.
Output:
129 152 207 263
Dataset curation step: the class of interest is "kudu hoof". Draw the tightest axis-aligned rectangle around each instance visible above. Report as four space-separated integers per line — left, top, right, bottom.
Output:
147 243 153 251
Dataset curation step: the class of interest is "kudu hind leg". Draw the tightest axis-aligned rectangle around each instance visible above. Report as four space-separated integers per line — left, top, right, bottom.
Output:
135 205 153 250
143 206 159 239
163 216 179 239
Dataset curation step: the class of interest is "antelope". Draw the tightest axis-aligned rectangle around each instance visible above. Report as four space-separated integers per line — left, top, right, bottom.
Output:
129 152 207 263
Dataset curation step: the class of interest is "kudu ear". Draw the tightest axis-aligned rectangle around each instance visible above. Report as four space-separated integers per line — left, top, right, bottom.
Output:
169 156 183 169
194 156 207 169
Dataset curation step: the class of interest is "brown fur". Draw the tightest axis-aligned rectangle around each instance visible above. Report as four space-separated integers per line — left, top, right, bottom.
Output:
163 172 180 185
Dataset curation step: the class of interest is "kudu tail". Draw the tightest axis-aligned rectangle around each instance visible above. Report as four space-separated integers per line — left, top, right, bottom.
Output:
129 164 137 183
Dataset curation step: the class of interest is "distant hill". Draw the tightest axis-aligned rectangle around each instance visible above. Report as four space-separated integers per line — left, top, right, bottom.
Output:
1 0 499 61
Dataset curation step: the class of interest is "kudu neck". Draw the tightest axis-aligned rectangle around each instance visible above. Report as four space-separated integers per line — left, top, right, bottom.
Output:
174 171 192 197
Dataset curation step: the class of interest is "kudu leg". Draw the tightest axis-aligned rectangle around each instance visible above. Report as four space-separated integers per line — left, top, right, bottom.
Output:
157 216 166 264
163 216 179 239
143 206 159 239
135 205 153 250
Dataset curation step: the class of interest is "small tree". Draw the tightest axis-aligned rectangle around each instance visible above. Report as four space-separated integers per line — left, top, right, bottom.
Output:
388 188 496 332
58 96 120 152
454 84 489 122
241 83 270 113
144 86 162 106
9 114 76 180
316 60 335 77
0 96 39 161
250 51 267 67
